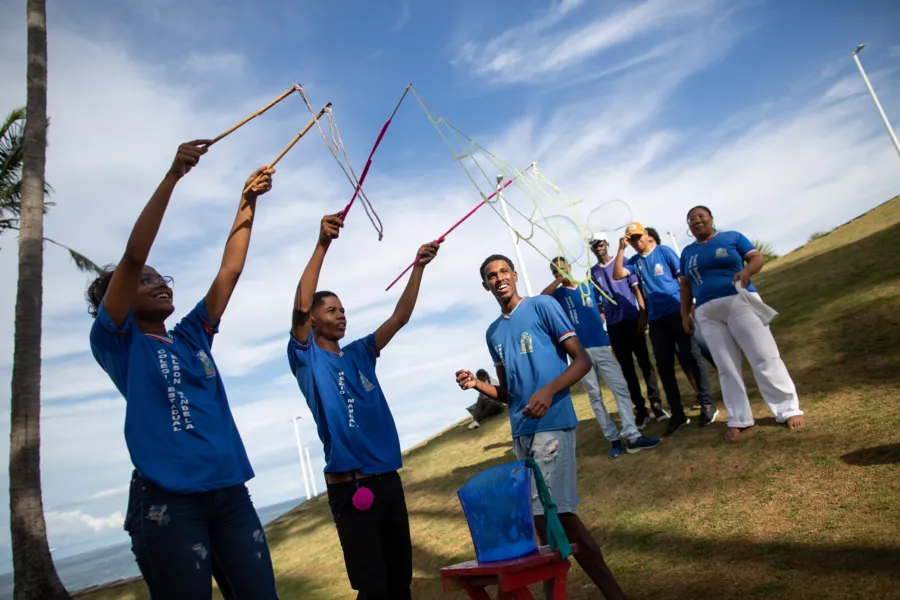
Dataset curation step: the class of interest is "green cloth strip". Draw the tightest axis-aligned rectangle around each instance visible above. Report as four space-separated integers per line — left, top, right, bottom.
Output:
526 457 573 560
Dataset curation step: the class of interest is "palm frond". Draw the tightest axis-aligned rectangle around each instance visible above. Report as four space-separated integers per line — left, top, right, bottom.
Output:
750 238 779 263
2 225 103 275
0 107 25 140
42 235 103 275
1 106 53 236
65 247 104 275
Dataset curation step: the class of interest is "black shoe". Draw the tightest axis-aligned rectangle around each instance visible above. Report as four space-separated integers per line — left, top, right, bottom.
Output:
636 408 651 430
663 414 690 436
699 408 720 426
651 402 670 422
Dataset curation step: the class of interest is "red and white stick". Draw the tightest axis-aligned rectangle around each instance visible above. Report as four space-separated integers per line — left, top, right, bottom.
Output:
385 163 535 291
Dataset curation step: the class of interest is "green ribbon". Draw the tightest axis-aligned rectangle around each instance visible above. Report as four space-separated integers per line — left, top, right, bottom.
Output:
525 457 572 560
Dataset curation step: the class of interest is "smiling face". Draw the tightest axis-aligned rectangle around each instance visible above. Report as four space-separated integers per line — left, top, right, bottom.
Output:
687 206 714 240
132 266 175 321
311 294 347 342
628 232 651 254
482 258 519 304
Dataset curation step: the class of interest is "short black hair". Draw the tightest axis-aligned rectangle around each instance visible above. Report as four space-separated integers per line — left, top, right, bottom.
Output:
687 205 713 220
86 264 117 318
549 256 567 272
479 254 514 281
312 290 337 310
475 369 489 379
645 227 661 245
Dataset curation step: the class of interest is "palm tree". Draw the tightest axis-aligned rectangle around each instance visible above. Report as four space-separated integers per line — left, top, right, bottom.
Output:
8 1 71 598
1 107 100 274
750 238 779 263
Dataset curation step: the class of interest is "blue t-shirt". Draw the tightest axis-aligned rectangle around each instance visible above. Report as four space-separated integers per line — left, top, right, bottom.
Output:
680 231 758 307
551 284 611 348
485 296 579 438
590 261 641 325
625 245 683 321
287 332 401 475
89 300 254 494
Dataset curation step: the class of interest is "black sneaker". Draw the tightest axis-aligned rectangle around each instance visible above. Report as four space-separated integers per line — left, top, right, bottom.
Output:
699 408 720 426
636 409 651 430
651 402 670 422
663 414 690 436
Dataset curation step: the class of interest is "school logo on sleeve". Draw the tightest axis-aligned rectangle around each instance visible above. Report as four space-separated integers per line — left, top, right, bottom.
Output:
653 263 664 276
519 332 534 354
715 247 728 258
360 373 375 392
196 350 216 378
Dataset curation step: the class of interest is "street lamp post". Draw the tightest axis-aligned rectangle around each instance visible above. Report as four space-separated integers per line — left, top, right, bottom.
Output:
290 416 312 501
852 44 900 160
496 174 534 296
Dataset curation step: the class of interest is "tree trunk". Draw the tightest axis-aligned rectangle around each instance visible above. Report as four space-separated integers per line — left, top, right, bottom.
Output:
8 1 70 598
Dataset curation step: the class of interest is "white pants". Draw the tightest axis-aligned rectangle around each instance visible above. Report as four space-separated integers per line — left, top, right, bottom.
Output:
694 293 803 428
581 346 641 442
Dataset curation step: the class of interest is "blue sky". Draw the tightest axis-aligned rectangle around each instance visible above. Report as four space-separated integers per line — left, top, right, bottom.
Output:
0 0 898 568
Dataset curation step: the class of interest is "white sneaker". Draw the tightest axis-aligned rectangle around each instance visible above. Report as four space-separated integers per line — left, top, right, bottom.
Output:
468 420 480 430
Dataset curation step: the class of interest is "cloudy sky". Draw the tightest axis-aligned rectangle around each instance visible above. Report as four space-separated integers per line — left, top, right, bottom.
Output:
0 0 898 565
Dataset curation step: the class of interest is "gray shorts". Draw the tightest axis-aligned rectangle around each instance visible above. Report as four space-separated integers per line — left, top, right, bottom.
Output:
512 428 580 516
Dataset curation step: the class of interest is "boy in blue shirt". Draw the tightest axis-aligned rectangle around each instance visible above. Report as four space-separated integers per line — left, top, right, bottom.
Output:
613 222 719 436
456 255 627 600
589 236 666 424
541 257 661 459
287 212 439 600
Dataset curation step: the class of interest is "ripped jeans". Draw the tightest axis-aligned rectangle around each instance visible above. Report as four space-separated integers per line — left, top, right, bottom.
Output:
512 428 580 516
125 471 279 600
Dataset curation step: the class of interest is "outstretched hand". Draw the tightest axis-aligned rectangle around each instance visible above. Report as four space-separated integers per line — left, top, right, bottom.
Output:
455 369 477 391
243 166 275 199
168 140 210 179
319 213 344 246
416 241 441 266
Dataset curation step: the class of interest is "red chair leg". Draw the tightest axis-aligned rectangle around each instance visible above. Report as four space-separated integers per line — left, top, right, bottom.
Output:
463 584 492 600
549 572 568 599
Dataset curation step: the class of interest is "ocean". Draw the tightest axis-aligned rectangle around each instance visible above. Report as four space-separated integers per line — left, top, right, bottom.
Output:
0 497 306 598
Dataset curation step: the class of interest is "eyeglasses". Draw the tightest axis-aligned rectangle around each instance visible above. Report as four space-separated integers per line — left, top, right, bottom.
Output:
140 274 174 287
687 215 709 224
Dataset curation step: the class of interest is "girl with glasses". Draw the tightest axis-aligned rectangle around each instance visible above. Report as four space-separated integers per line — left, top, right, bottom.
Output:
86 141 280 599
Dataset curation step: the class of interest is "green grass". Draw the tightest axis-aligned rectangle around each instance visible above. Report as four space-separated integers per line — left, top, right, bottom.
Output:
75 197 900 600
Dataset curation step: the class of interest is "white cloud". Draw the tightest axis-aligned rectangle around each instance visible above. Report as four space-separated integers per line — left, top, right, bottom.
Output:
46 509 125 533
455 0 730 84
393 0 411 31
86 486 130 501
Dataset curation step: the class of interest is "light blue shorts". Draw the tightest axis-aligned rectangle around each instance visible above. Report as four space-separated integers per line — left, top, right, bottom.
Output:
513 427 580 516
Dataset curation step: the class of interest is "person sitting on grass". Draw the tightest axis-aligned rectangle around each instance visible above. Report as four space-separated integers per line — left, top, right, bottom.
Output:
87 141 279 600
456 254 628 600
541 256 661 459
466 369 505 430
680 205 804 440
287 211 440 600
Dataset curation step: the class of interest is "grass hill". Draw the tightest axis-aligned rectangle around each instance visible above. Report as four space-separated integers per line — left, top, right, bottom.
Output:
76 197 900 599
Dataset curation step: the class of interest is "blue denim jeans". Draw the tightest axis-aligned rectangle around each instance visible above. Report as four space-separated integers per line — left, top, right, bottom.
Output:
125 472 279 600
513 428 580 515
581 345 641 442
